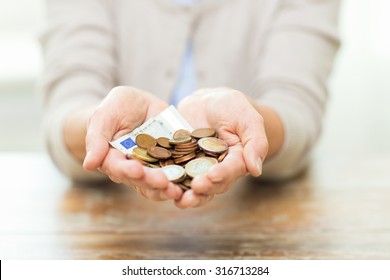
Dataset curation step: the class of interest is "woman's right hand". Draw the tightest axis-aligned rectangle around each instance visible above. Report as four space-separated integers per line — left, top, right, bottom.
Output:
83 86 183 201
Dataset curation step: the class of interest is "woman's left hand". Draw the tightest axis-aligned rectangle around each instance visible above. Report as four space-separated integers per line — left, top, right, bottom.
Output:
176 88 269 208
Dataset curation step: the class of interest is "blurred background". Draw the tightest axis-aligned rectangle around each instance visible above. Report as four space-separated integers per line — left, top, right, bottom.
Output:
0 0 389 156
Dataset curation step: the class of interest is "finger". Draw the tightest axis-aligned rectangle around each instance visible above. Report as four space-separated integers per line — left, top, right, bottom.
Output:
195 194 214 208
164 182 184 200
141 188 170 201
238 113 268 177
191 148 246 195
174 190 211 209
83 109 117 171
142 167 170 190
100 148 144 181
135 182 182 201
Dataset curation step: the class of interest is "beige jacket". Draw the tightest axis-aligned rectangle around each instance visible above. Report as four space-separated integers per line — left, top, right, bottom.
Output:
40 0 340 181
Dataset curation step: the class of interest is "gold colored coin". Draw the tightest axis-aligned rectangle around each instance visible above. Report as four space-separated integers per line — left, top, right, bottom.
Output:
182 178 192 187
132 147 159 163
178 183 191 191
185 157 218 178
198 137 228 154
157 137 172 149
161 165 186 183
175 139 198 148
136 134 157 149
191 128 216 139
169 136 192 145
126 153 149 165
173 129 191 139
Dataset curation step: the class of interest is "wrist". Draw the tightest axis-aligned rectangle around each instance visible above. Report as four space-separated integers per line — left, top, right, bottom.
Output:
64 105 98 162
247 99 285 159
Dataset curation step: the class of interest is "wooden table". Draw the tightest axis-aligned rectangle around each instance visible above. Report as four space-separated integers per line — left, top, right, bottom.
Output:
1 152 389 259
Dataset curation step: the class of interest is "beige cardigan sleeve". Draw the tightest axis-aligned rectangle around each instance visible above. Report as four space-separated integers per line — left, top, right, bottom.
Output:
39 0 340 182
255 0 340 180
40 0 116 181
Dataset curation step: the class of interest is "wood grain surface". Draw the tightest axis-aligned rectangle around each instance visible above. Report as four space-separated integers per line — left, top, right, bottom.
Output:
1 153 389 259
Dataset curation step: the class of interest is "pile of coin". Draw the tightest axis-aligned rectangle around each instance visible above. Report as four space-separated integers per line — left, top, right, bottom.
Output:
126 128 228 191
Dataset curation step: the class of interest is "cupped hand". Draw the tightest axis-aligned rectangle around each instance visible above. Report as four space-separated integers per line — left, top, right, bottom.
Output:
83 86 183 201
176 87 269 208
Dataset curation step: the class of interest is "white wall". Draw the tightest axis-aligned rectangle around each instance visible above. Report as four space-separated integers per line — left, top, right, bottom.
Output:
318 0 390 154
0 0 45 83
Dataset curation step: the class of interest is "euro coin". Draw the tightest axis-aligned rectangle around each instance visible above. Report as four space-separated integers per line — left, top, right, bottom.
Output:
173 129 191 139
174 152 197 164
178 183 191 191
191 128 216 139
185 157 218 178
147 146 172 159
198 137 228 154
182 178 192 187
132 147 159 163
169 136 192 145
160 159 175 167
136 134 157 149
157 137 172 149
161 165 186 183
126 153 149 165
217 150 228 162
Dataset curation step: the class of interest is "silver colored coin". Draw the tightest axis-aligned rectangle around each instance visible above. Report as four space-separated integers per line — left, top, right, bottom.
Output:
185 157 218 178
161 165 186 182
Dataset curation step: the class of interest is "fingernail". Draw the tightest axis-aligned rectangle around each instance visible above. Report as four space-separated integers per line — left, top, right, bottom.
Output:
83 152 91 169
256 158 263 176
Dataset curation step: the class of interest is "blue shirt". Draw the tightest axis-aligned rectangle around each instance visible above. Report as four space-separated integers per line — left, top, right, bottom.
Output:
170 0 202 106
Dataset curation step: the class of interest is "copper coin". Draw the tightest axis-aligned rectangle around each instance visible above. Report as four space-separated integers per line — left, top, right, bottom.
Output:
173 129 191 139
132 147 159 163
174 152 197 165
172 154 185 159
217 150 228 162
171 150 193 156
191 128 216 139
174 147 198 153
160 159 175 167
198 137 228 154
157 137 172 149
147 146 172 159
185 157 218 178
136 134 157 149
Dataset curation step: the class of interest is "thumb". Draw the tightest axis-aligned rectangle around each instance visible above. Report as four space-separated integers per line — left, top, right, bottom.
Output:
239 114 269 177
83 110 117 171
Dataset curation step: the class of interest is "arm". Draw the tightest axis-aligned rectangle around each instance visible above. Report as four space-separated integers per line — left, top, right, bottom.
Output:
253 0 340 179
40 2 182 200
248 99 285 161
174 0 340 208
40 0 116 181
